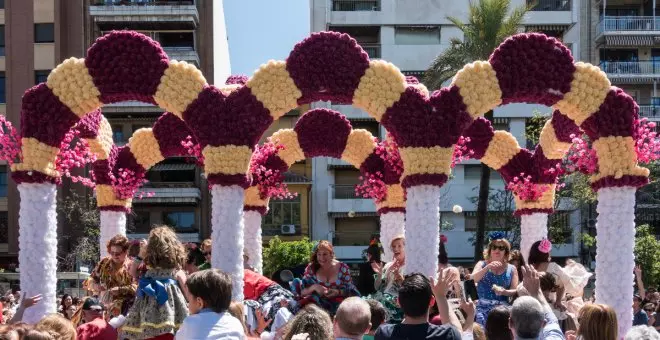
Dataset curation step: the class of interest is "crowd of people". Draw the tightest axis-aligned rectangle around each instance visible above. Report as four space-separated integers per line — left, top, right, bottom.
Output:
0 227 658 339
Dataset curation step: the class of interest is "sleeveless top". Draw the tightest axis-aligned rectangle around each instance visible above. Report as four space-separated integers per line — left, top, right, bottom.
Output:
476 261 513 302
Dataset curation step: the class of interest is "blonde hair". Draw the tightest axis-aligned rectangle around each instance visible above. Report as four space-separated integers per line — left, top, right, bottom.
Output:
145 226 187 269
33 314 76 340
577 304 618 340
228 301 248 335
390 235 405 250
201 238 212 251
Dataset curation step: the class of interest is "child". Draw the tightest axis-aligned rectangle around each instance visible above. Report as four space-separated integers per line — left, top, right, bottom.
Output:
364 299 386 340
120 226 189 340
175 269 246 339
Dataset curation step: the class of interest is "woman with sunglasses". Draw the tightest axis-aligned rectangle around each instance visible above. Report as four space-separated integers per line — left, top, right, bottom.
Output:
471 232 519 326
84 234 137 319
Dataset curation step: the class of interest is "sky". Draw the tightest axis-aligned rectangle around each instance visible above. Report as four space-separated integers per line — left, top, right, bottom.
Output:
224 0 311 76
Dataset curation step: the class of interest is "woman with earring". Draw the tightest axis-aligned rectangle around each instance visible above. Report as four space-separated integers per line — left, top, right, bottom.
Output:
367 235 406 323
471 232 519 326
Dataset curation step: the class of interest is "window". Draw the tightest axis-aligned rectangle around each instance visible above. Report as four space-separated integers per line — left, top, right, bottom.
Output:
0 72 5 103
132 124 150 132
394 27 441 45
549 211 572 244
0 0 4 9
112 125 124 144
464 165 503 181
0 211 7 243
350 120 380 139
34 23 55 43
0 25 5 56
0 166 6 197
464 212 515 232
262 196 301 236
163 211 196 231
131 210 151 234
156 32 194 50
334 216 379 246
35 70 50 84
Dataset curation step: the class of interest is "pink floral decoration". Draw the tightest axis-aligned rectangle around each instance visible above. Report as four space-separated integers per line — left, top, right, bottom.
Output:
0 115 22 166
112 167 153 200
181 135 204 167
451 135 474 168
355 139 403 203
634 118 660 164
56 127 97 188
249 142 296 200
506 172 550 201
538 238 552 253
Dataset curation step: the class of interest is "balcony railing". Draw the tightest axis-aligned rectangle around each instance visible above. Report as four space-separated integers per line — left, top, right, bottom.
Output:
527 0 571 11
331 184 361 199
361 44 381 59
599 61 660 76
639 105 660 119
332 0 380 11
91 0 194 5
598 16 659 35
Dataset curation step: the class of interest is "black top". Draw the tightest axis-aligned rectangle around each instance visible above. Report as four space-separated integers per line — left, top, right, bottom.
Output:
357 261 382 296
375 323 461 340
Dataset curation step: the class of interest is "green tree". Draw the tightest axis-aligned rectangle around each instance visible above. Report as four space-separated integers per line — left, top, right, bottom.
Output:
57 192 100 271
262 236 314 277
425 0 530 261
634 225 660 287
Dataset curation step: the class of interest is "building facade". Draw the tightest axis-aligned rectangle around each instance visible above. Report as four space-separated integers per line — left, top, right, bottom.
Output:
307 0 585 263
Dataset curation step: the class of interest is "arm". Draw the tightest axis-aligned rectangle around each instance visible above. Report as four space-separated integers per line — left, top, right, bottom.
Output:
176 270 190 302
8 294 42 324
494 264 520 297
634 265 646 300
470 261 491 283
431 271 462 332
373 262 386 291
300 265 322 296
461 300 476 333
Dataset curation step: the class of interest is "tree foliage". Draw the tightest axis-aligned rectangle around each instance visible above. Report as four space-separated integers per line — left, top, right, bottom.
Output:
634 225 660 287
262 236 314 278
57 192 100 271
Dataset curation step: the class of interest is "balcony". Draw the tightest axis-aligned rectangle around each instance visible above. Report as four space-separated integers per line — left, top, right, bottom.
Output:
639 105 660 120
362 44 381 59
332 0 380 11
527 0 571 11
327 158 355 169
327 184 376 213
599 61 660 83
89 0 198 30
135 182 201 204
596 17 660 45
162 47 199 67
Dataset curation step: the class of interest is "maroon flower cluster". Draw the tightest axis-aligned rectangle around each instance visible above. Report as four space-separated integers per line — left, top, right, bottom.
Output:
489 33 575 106
20 83 80 147
85 30 169 104
110 146 146 200
153 112 198 158
286 31 370 104
294 108 352 159
248 142 295 201
355 139 404 204
581 88 638 140
74 110 102 139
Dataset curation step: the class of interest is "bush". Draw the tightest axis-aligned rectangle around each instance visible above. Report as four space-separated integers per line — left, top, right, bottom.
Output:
634 225 660 288
263 236 314 277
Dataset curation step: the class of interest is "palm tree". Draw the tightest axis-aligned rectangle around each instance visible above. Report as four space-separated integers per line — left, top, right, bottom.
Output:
424 0 530 261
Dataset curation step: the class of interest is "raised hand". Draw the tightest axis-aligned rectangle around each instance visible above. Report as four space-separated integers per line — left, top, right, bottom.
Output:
20 293 43 309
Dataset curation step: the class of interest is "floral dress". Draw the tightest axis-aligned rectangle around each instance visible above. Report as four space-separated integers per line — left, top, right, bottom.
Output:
367 260 405 323
84 257 137 318
290 262 360 315
120 268 189 339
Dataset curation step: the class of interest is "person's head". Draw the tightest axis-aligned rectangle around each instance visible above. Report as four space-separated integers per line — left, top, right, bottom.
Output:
106 234 130 264
185 269 232 314
0 323 33 340
61 294 72 309
365 299 386 335
81 297 104 323
650 291 660 304
65 304 77 320
201 239 212 263
398 273 434 319
390 235 405 263
624 325 660 340
128 239 141 258
644 302 656 315
634 294 644 309
438 235 448 265
540 272 558 302
334 297 371 339
34 313 76 340
22 330 54 340
509 296 545 339
473 323 487 340
576 303 618 340
365 242 381 263
228 301 249 335
311 240 334 272
527 240 551 267
145 226 187 269
486 305 513 340
486 238 511 263
283 304 333 340
509 249 526 277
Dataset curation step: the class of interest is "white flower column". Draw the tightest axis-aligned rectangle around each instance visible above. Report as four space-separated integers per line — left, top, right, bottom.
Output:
17 183 58 323
379 211 405 262
243 210 263 274
404 185 441 278
520 213 549 262
595 187 636 337
211 185 245 301
99 210 127 259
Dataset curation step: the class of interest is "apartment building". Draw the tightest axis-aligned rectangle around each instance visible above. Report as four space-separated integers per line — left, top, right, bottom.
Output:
305 0 584 262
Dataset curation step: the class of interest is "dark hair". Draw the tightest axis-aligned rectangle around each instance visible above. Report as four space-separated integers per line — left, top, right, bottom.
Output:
438 241 448 265
527 240 550 266
60 294 72 315
186 245 206 266
398 273 432 318
540 272 558 292
509 250 526 279
365 243 381 263
283 304 333 340
128 241 141 258
486 306 513 340
186 269 232 313
106 234 130 253
366 299 387 331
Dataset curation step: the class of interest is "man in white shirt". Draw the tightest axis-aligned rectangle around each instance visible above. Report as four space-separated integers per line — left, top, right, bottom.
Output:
511 266 564 340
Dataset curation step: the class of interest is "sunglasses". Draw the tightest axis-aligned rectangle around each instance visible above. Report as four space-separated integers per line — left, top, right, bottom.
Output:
491 245 508 251
109 251 124 256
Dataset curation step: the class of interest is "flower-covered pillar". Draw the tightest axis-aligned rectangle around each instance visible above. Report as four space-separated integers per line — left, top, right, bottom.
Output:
243 186 268 274
462 111 581 261
375 186 406 262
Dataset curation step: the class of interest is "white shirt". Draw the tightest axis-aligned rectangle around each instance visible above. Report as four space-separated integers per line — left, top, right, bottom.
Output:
175 310 246 340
